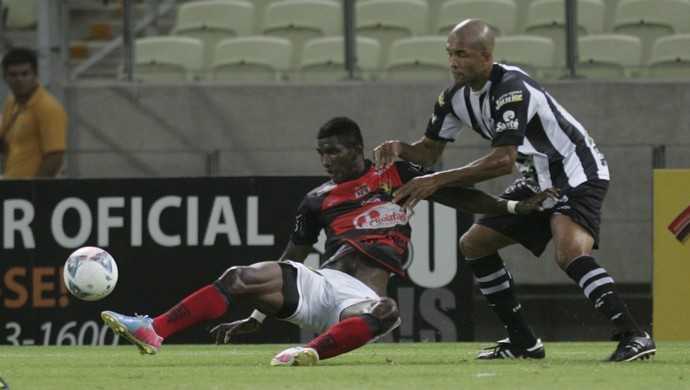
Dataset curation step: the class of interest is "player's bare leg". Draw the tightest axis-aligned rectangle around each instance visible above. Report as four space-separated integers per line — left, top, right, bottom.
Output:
102 261 286 355
271 297 400 366
460 224 545 359
552 214 655 361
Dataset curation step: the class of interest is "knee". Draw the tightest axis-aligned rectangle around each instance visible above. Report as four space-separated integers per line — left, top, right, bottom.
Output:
216 266 253 296
370 297 399 333
459 233 482 259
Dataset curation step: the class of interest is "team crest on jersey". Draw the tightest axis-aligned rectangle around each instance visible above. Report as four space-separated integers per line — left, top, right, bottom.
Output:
496 110 519 132
354 203 410 230
496 90 523 110
355 184 370 198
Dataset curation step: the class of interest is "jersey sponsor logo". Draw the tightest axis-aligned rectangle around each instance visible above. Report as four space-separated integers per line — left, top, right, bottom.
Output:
495 90 523 110
353 203 411 230
668 205 690 244
496 110 519 132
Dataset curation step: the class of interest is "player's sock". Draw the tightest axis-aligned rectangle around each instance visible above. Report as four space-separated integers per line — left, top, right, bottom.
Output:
306 315 378 359
468 253 537 348
152 284 228 338
565 256 642 336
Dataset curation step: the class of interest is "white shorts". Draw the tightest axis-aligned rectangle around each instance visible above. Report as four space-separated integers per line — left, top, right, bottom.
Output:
280 260 380 333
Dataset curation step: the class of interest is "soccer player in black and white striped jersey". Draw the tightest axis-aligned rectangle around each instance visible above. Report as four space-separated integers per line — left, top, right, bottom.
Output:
374 19 655 362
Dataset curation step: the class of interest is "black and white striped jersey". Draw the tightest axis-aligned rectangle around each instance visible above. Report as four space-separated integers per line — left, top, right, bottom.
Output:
425 63 610 192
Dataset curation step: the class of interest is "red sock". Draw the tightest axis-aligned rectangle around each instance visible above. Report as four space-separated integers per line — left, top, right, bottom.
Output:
152 284 228 339
306 316 376 360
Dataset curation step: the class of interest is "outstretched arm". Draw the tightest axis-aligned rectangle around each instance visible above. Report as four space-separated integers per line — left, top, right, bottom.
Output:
374 136 447 169
393 145 517 210
431 186 558 215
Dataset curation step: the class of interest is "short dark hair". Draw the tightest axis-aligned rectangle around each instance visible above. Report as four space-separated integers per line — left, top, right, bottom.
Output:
317 117 364 148
2 47 38 73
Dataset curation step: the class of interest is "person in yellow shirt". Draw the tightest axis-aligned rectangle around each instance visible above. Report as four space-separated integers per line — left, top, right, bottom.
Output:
1 47 67 178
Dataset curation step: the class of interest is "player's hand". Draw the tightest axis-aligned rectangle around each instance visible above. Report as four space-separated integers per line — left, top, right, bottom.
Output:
393 173 440 210
515 188 560 215
373 140 403 170
210 317 262 344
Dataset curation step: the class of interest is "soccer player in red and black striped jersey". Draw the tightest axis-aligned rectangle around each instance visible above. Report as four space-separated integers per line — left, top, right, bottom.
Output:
101 117 551 365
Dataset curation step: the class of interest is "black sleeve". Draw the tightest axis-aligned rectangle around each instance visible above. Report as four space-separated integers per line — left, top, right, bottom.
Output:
424 86 463 142
491 77 531 147
288 196 321 246
395 161 432 183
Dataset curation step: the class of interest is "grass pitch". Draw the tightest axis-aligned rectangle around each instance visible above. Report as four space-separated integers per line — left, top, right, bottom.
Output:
2 342 689 390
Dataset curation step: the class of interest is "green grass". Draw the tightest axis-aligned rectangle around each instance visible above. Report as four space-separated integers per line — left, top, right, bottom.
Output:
1 342 690 390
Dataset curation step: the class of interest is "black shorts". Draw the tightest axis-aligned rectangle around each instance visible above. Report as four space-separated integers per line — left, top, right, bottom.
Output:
476 179 609 256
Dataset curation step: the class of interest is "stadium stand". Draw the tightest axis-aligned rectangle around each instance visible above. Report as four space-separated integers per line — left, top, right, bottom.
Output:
436 0 518 36
296 36 381 81
383 36 449 81
647 34 690 79
262 0 342 67
356 0 428 65
132 36 204 81
612 0 690 62
524 0 605 65
577 34 643 79
209 36 292 81
493 35 556 79
171 0 255 67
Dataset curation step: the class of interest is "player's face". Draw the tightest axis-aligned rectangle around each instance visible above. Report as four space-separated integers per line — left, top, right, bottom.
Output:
446 35 490 88
3 63 38 99
317 136 362 183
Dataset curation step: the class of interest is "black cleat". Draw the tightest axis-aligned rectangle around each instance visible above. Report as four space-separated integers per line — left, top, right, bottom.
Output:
608 332 656 362
477 338 545 360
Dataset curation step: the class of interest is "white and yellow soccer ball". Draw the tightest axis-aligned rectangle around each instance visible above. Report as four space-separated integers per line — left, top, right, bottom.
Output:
63 246 119 301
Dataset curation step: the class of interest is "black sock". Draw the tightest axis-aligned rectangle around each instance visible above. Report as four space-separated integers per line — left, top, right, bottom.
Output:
565 256 642 336
468 253 537 348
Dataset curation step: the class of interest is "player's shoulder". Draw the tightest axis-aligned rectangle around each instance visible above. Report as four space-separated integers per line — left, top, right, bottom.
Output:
493 63 542 90
436 82 465 105
306 179 337 198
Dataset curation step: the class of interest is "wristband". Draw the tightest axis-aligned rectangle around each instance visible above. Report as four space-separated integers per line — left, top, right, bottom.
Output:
250 310 267 323
506 200 519 215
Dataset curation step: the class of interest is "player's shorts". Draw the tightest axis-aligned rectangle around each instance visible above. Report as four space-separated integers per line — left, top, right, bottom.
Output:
276 260 380 333
476 179 609 257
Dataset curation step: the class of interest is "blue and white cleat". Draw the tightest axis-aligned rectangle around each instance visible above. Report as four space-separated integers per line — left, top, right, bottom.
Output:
101 311 163 355
270 347 319 366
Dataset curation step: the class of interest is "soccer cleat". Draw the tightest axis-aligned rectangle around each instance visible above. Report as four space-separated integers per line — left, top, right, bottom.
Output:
477 338 545 360
608 332 656 362
270 347 319 366
101 311 163 355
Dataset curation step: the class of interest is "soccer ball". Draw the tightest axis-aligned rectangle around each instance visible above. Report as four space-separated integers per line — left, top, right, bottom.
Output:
63 246 119 301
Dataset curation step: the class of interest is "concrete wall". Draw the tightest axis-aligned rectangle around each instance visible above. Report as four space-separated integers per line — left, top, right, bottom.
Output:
64 80 690 284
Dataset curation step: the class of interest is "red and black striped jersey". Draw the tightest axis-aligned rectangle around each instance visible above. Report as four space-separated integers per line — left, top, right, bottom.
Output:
290 160 425 276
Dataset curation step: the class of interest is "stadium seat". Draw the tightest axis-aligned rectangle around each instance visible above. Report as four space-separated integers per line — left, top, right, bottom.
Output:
262 0 342 67
253 0 339 33
577 34 643 79
210 36 292 81
296 36 381 82
647 34 690 79
436 0 518 36
356 0 428 66
383 36 450 81
493 35 556 79
3 0 37 29
525 0 605 66
133 37 204 81
613 0 690 62
171 0 254 67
